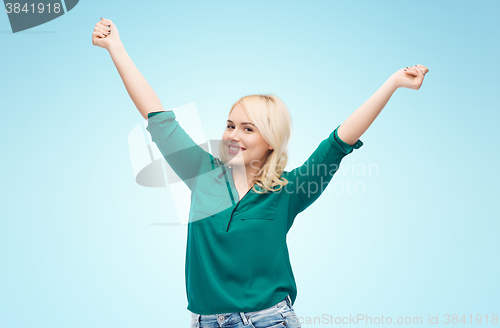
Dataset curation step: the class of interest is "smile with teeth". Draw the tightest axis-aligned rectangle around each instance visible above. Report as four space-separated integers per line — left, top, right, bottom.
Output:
228 145 246 153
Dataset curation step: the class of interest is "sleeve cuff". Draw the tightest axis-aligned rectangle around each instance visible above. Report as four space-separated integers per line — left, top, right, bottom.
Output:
330 125 364 155
146 110 177 136
147 110 173 119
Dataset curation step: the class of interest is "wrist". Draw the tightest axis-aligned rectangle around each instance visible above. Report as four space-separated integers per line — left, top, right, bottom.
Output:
387 74 400 91
108 40 124 54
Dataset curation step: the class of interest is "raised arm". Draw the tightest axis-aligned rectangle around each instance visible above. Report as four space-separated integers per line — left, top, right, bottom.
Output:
92 18 163 120
287 65 429 218
92 18 215 190
337 65 430 145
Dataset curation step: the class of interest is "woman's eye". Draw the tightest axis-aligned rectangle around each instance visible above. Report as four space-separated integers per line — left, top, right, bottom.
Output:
226 125 252 132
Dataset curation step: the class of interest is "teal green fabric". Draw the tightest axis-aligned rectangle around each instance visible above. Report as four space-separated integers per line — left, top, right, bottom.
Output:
146 110 363 315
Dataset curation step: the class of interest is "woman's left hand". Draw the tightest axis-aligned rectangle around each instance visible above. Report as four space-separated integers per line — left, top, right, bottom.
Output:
392 64 430 90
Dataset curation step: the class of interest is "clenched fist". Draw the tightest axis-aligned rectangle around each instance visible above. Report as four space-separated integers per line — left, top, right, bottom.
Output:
92 18 121 50
392 64 430 90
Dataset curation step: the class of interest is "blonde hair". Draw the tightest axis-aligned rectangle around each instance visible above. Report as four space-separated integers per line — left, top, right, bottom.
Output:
218 94 292 194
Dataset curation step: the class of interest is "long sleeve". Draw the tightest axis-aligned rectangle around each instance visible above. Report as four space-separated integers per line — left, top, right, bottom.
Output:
146 110 213 191
288 124 363 215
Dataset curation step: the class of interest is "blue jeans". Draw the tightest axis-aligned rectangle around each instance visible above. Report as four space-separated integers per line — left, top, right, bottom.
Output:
190 295 301 328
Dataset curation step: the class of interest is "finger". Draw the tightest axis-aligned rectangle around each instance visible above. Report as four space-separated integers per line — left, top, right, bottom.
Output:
93 31 106 39
95 24 110 34
100 18 112 27
404 67 418 76
94 25 108 35
93 31 107 39
415 64 429 74
98 21 111 30
414 66 424 79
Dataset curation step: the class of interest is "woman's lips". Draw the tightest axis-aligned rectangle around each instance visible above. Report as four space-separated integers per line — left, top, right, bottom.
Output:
228 145 246 154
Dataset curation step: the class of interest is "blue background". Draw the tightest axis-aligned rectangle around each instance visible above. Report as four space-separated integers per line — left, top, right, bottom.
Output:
1 0 499 327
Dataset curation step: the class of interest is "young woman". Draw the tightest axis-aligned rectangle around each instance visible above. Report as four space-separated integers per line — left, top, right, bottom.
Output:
93 18 429 328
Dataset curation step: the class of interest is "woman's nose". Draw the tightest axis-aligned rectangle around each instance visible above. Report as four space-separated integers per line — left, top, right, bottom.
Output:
229 129 240 140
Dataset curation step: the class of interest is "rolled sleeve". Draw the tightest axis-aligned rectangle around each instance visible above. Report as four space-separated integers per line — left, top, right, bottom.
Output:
330 124 364 155
147 109 173 120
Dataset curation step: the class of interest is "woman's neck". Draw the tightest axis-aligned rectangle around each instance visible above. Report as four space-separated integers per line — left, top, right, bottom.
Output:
231 164 260 189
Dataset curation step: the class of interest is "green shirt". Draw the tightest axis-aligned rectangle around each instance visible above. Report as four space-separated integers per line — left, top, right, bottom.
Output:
146 110 363 315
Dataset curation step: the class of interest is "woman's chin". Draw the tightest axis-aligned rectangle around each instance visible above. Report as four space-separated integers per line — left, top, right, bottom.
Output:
227 154 245 166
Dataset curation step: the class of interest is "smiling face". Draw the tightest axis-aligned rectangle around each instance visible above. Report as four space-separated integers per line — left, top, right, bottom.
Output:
222 103 273 169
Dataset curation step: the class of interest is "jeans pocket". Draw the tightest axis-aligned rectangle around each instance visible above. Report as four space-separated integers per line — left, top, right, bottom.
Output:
248 307 286 328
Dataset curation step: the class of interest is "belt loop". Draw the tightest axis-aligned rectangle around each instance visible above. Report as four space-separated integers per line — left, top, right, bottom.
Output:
285 295 292 308
239 312 250 325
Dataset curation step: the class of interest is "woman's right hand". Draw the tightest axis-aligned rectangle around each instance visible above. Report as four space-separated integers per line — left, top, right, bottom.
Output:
92 18 121 50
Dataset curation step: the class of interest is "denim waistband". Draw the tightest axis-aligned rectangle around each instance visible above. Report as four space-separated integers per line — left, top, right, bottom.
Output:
193 295 292 325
